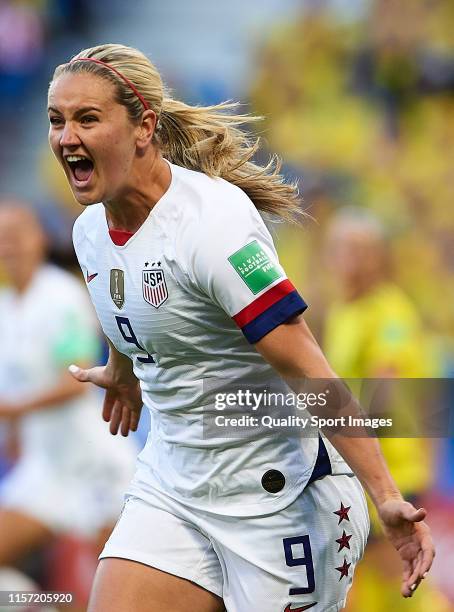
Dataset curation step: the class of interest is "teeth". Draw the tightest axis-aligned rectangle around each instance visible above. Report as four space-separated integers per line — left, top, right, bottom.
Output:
66 155 90 163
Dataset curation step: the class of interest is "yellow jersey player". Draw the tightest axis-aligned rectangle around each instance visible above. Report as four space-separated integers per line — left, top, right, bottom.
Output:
324 208 449 612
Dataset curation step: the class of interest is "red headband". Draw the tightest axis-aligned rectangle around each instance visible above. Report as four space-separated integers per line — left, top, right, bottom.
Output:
70 57 150 110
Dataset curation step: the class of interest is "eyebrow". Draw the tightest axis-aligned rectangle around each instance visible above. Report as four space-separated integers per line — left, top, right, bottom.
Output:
47 106 103 115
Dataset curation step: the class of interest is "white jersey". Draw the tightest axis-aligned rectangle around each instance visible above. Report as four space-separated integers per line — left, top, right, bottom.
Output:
73 161 352 516
0 265 102 457
0 265 137 535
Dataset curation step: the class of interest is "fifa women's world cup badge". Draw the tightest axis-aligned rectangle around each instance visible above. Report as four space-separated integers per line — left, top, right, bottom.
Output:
110 269 125 309
142 261 168 308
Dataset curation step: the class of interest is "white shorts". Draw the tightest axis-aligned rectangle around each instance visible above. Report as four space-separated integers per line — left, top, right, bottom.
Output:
100 474 369 612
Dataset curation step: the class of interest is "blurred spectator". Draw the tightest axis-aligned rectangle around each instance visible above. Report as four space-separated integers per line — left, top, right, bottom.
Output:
250 0 454 341
0 200 137 609
323 208 450 612
252 2 454 605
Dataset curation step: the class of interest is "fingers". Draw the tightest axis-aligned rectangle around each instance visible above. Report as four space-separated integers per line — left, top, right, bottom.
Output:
402 581 418 598
401 525 435 598
70 364 140 436
102 390 116 422
409 525 435 581
401 561 413 597
109 400 123 435
408 561 422 594
120 405 131 437
120 405 142 436
403 552 430 597
411 507 427 522
399 504 427 523
401 557 421 597
68 364 87 381
420 530 436 575
402 565 421 598
68 364 108 389
108 401 139 436
129 408 140 432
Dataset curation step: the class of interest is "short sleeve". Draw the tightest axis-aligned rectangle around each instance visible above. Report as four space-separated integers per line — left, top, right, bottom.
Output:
182 191 307 343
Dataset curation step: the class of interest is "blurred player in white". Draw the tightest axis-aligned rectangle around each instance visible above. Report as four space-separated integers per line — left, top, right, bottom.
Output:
48 44 434 612
0 202 137 571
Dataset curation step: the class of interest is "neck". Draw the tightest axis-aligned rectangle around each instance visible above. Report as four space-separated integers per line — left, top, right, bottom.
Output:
6 265 38 295
104 149 172 233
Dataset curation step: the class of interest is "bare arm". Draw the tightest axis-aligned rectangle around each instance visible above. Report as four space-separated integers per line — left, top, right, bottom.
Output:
255 315 400 507
255 314 435 597
0 369 87 419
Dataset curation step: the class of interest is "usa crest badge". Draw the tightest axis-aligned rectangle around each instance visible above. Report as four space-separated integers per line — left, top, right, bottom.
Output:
143 263 168 308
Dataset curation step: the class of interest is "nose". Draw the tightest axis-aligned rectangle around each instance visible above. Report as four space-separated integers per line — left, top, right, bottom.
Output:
59 121 81 148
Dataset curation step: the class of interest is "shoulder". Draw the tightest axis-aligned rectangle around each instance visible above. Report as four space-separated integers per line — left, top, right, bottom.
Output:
37 265 86 300
170 163 269 249
33 268 98 342
168 166 284 301
171 162 260 222
36 266 97 332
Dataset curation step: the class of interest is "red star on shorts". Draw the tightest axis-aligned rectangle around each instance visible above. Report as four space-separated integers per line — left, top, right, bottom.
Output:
335 558 351 581
334 502 351 524
336 530 352 552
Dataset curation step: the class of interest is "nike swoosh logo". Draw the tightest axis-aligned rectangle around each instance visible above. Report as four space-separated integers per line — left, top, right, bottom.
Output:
87 272 98 283
284 604 317 612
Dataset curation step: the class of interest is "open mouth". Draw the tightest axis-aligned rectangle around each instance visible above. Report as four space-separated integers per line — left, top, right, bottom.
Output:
65 155 94 185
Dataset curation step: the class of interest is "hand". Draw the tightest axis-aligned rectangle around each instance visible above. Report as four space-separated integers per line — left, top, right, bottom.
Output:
69 363 143 436
377 498 435 597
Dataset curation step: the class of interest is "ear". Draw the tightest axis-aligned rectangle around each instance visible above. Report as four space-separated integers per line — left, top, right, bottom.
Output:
136 109 157 149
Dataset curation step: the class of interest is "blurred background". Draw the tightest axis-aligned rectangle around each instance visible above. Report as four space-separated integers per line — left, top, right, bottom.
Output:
0 0 453 609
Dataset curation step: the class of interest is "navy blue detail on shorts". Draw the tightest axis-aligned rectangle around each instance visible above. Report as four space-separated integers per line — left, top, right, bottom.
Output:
244 291 307 344
307 435 332 486
283 535 316 595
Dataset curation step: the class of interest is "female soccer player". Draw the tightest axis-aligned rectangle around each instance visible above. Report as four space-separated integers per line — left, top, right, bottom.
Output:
47 44 434 612
0 202 137 581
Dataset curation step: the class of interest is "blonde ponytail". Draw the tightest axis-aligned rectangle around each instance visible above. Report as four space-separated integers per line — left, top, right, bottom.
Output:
156 98 301 222
52 44 302 222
